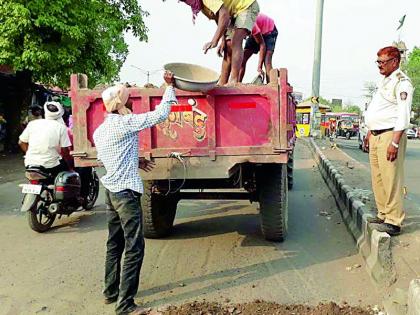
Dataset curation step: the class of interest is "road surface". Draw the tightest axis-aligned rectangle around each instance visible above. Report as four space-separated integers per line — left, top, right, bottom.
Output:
0 141 381 314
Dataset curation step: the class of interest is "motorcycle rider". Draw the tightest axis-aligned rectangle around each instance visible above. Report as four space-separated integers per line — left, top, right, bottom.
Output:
18 101 72 180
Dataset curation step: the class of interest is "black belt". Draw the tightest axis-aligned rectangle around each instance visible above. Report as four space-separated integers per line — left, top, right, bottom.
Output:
370 128 393 136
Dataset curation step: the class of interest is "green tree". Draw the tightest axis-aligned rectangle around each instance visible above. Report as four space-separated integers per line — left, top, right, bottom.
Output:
0 0 148 150
343 105 361 115
402 47 420 124
331 103 342 113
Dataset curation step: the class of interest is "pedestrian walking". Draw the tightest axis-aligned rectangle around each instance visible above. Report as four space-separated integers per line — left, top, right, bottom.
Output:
180 0 260 85
364 46 414 236
93 71 177 314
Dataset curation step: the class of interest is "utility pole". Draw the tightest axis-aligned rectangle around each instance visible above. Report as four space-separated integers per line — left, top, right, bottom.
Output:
310 0 324 138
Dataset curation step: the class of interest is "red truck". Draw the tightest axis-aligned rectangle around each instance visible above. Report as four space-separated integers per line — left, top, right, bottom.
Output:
70 69 296 242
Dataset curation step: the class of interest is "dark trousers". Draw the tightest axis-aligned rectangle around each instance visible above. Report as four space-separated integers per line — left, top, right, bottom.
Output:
75 167 92 198
104 189 144 314
46 159 68 178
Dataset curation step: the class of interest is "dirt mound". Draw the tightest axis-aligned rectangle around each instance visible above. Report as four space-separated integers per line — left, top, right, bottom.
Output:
160 301 376 315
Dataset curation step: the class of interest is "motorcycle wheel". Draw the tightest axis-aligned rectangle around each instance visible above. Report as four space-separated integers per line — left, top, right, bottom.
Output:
82 169 99 210
27 190 56 233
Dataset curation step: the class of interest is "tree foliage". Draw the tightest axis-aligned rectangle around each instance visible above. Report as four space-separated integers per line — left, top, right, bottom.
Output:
402 47 420 111
0 0 149 88
343 105 361 115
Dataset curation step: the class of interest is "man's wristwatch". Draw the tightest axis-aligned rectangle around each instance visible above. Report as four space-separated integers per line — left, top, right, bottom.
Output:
391 141 399 149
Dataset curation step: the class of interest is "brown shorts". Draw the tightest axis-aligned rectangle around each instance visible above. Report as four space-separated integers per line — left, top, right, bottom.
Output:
225 1 260 40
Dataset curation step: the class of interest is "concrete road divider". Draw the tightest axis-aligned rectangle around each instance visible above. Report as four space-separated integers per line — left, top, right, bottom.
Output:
307 138 396 286
408 279 420 315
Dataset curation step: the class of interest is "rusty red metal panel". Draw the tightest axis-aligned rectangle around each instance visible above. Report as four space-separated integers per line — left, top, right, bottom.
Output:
150 94 210 151
279 69 289 150
205 94 217 159
215 94 272 147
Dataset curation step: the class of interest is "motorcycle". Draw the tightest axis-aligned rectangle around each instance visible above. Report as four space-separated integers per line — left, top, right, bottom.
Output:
20 166 100 232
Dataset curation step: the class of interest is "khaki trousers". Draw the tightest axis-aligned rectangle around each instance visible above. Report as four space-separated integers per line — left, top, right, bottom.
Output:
369 131 406 226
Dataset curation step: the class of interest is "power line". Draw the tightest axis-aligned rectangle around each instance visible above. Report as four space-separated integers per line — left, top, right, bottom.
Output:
130 65 163 84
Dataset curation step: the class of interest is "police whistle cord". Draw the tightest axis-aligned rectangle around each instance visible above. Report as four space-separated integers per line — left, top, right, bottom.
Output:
165 152 187 195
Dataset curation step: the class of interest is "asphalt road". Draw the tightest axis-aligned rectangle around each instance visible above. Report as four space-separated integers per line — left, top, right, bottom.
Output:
0 141 381 314
335 137 420 206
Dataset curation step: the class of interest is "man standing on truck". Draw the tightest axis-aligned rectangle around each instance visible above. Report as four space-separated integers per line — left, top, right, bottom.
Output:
93 71 177 315
364 46 413 236
239 13 278 83
180 0 259 85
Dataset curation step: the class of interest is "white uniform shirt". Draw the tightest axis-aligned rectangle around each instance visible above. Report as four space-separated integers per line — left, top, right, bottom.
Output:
19 119 72 168
365 69 414 131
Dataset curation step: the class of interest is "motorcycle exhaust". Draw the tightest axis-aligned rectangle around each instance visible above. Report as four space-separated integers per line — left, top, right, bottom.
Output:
48 203 61 214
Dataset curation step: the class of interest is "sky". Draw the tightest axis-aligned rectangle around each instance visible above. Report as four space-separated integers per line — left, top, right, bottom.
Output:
119 0 420 107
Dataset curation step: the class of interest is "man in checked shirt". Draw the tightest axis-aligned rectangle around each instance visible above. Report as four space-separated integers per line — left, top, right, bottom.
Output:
93 71 177 315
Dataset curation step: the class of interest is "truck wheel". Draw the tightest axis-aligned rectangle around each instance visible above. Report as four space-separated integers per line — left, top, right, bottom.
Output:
141 181 178 238
287 155 294 190
82 169 99 210
257 164 288 242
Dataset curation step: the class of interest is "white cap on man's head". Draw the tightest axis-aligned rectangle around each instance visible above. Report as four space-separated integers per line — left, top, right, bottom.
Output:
44 101 65 124
102 85 131 115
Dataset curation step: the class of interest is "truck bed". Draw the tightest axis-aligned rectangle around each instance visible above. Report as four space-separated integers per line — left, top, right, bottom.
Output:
70 69 296 180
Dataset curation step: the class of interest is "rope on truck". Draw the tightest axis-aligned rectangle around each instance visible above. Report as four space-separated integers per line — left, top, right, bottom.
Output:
165 152 187 195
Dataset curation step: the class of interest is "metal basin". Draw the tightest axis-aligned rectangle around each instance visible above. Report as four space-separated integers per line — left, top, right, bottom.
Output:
164 63 219 92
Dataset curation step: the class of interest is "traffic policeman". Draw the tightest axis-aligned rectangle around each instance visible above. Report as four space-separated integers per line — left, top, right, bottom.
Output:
364 46 414 236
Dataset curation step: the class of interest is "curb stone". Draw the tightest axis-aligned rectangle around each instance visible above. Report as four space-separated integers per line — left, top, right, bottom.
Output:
307 138 396 286
408 279 420 315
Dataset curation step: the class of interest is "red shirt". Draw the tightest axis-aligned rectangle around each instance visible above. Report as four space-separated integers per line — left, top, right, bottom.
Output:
252 14 275 36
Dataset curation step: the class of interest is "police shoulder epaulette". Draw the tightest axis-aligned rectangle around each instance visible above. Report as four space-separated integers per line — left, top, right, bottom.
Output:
396 72 405 80
396 72 411 84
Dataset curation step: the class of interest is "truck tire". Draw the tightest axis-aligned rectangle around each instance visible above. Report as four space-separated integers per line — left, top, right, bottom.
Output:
82 169 99 210
141 181 178 238
257 164 288 242
287 155 294 190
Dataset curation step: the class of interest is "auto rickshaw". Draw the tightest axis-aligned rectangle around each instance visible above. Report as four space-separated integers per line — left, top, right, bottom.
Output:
335 119 357 140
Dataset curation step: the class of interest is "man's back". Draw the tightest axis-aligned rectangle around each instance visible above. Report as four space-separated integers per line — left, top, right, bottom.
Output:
19 119 70 168
93 114 142 194
93 84 177 194
203 0 255 17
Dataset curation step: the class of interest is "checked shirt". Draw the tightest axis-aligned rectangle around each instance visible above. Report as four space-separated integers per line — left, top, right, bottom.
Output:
93 86 177 193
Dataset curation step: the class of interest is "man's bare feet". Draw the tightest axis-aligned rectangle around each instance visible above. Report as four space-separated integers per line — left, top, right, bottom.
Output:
224 81 243 87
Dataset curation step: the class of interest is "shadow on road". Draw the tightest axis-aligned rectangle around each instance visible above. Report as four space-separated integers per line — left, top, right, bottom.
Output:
138 163 361 306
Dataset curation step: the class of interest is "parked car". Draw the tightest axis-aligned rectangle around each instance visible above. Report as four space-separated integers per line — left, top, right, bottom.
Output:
407 129 416 139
